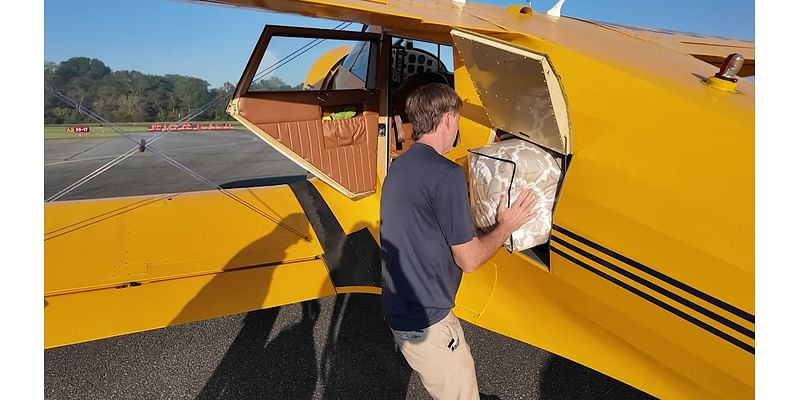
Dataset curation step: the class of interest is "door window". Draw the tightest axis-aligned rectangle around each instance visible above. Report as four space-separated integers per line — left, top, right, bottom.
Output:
248 36 375 92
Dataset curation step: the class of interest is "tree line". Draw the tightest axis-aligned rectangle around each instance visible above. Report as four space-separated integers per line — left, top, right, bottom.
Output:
45 57 298 124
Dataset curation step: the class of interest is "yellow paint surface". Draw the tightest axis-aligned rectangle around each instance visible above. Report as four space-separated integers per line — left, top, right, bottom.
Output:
45 186 335 347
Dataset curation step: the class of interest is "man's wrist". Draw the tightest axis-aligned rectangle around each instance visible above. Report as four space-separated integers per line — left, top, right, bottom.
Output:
491 222 515 243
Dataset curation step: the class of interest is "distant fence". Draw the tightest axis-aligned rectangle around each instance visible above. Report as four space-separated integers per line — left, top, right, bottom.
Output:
45 122 243 139
148 122 233 132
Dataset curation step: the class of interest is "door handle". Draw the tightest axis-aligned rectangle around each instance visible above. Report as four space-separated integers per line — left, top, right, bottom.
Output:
316 92 330 102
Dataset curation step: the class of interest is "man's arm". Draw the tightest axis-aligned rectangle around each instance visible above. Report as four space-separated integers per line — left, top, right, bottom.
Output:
451 189 536 273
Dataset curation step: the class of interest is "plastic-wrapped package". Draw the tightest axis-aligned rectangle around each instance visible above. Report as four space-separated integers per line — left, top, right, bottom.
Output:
468 138 561 252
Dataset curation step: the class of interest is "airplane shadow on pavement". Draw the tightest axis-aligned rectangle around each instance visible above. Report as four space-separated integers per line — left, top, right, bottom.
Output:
172 210 413 400
193 294 414 400
170 207 653 400
539 355 655 400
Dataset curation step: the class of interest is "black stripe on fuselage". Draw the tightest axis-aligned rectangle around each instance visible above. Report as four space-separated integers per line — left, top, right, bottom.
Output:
551 235 754 339
552 225 754 323
551 246 754 354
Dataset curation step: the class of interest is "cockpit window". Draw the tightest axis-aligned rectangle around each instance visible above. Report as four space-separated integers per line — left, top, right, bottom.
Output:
350 42 371 82
342 41 366 70
390 39 454 86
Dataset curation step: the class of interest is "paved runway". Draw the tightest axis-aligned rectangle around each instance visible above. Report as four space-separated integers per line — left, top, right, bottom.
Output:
44 130 653 399
44 130 308 200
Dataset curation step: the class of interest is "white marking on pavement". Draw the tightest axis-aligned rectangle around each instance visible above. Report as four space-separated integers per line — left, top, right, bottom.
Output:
45 138 259 167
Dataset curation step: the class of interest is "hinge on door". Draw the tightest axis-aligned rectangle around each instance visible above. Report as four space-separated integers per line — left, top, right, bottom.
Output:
226 100 239 116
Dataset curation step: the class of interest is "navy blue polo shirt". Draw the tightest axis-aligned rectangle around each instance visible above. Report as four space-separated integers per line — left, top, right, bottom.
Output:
380 143 476 331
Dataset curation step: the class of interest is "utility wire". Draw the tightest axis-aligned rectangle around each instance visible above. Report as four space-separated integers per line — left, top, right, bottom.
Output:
46 21 352 201
46 21 354 237
46 86 310 241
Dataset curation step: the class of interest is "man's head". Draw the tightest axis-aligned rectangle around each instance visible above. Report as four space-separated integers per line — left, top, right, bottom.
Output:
405 83 462 143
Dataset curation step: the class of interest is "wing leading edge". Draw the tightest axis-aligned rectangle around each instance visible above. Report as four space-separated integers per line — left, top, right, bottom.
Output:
591 21 755 76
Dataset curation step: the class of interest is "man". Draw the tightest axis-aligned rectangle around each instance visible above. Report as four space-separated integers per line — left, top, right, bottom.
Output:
381 83 536 399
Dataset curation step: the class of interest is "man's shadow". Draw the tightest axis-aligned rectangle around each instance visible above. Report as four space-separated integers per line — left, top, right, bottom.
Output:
196 300 323 400
315 220 413 399
319 293 412 400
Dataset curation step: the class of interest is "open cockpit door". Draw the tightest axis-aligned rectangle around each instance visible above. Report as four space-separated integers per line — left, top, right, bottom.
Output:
228 26 385 198
451 29 571 155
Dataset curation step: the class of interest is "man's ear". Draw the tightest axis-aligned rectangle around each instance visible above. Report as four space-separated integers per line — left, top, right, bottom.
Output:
439 113 450 130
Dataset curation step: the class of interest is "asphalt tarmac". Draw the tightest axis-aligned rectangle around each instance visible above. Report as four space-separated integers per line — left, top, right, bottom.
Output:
44 130 653 399
44 130 308 201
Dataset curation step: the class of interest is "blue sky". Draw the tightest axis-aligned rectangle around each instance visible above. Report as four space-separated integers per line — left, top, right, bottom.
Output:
44 0 754 88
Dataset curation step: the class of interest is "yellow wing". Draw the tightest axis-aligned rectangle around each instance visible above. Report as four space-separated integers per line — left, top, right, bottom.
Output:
591 21 755 76
197 0 755 78
45 181 381 348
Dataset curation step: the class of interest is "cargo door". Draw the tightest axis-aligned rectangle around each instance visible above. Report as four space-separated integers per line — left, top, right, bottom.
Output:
229 26 385 198
450 29 571 155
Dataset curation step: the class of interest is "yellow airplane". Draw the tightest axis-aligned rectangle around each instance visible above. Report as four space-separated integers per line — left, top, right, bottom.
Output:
44 0 755 399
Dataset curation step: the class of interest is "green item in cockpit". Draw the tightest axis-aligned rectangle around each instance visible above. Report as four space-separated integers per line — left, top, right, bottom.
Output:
324 105 358 120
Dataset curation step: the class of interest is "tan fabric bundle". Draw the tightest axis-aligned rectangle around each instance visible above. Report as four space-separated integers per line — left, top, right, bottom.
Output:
468 138 561 252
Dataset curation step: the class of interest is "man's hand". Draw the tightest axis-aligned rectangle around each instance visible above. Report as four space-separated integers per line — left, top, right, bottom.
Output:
496 189 536 235
451 189 536 273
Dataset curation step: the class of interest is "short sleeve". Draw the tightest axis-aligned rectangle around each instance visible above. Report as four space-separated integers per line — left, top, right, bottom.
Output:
433 167 476 246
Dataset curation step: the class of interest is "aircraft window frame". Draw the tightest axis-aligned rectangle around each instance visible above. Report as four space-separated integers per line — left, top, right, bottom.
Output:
232 25 382 99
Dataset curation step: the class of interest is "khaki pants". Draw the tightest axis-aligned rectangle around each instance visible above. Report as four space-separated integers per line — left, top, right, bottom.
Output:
391 311 479 400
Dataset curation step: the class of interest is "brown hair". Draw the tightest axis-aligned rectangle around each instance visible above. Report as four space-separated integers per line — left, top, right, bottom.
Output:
404 83 462 140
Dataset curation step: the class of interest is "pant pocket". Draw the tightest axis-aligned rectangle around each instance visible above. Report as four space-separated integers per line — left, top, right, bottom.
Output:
438 317 460 350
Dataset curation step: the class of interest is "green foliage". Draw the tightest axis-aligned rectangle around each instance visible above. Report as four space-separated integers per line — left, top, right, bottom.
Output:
251 76 305 91
44 57 264 124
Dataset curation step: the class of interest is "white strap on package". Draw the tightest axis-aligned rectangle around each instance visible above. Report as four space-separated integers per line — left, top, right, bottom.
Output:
468 139 561 252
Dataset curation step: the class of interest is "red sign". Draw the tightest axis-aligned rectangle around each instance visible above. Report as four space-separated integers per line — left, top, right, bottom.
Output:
65 126 91 133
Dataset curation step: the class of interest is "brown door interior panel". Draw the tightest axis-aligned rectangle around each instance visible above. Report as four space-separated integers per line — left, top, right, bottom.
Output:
236 93 321 123
234 92 378 197
229 25 384 198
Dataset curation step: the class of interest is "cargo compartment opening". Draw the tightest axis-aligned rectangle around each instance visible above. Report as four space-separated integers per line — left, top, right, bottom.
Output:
468 129 567 269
